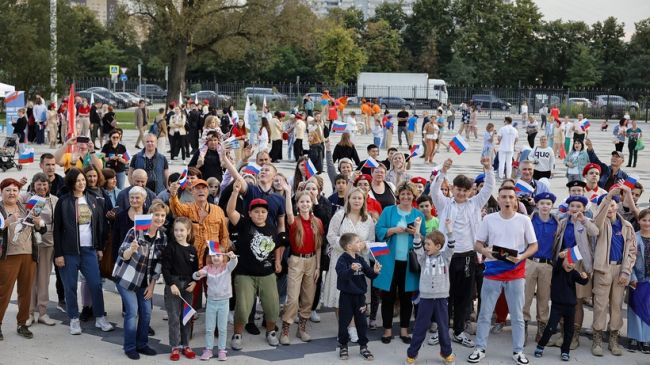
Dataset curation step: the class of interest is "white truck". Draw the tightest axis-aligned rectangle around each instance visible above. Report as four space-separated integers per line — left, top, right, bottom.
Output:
356 72 448 108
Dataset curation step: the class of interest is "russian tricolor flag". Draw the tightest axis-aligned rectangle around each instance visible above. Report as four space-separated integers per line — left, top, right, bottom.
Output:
580 120 591 131
304 159 317 179
624 176 638 189
514 180 534 195
18 148 35 164
243 163 261 175
178 167 189 189
567 246 583 264
409 144 424 158
558 202 568 213
24 195 45 210
207 240 222 256
367 242 390 257
363 157 379 169
484 260 525 281
331 121 347 133
122 150 131 162
449 135 468 155
134 214 153 231
182 301 197 326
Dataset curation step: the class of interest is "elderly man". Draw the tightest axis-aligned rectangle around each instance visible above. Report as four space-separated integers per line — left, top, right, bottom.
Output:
585 139 629 191
54 136 103 173
517 160 551 214
129 133 169 194
115 169 157 213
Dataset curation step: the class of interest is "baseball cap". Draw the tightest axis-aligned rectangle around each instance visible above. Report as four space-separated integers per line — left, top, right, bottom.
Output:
249 198 269 211
192 179 208 188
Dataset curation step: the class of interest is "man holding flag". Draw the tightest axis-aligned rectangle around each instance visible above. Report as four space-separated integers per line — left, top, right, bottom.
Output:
585 139 629 190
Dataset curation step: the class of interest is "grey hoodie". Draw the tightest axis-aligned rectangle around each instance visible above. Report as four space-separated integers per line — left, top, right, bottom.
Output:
414 237 454 299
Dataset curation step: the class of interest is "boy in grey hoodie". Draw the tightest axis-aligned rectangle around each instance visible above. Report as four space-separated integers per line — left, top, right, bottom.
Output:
405 220 456 365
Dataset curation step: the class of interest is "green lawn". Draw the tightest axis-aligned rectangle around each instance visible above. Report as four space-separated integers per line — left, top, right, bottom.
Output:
0 110 146 131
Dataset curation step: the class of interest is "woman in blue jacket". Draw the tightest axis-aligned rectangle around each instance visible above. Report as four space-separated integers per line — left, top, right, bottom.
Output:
374 181 427 344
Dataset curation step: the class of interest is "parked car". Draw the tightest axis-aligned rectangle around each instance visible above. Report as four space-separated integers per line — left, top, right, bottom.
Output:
243 87 288 105
190 90 232 108
568 98 592 108
376 97 415 110
471 94 511 111
136 84 167 100
77 91 116 108
593 95 639 113
85 87 130 109
114 92 141 108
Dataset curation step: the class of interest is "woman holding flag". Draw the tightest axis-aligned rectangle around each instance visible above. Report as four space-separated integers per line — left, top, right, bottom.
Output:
113 201 169 359
101 129 129 189
0 178 47 340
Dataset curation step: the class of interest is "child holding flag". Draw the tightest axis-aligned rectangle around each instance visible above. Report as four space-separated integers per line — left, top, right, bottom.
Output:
161 217 199 361
193 242 238 361
534 248 589 361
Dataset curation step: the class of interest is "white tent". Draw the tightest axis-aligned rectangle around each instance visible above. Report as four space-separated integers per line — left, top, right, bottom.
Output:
0 82 16 96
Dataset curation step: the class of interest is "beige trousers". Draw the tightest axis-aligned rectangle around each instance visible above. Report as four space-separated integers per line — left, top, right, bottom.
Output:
592 264 626 331
30 246 54 316
523 259 553 323
281 255 317 324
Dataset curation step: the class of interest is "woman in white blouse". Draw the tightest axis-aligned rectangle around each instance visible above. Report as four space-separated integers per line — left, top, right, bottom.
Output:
323 187 375 341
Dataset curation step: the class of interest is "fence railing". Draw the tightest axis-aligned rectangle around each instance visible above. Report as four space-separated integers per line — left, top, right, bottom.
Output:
68 78 650 121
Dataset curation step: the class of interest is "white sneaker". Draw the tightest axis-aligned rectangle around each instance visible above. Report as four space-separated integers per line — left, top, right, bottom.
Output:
348 327 359 343
512 352 529 365
26 314 34 327
38 314 56 326
427 332 440 345
266 330 279 346
95 316 114 332
163 312 168 320
231 334 243 350
70 318 82 335
452 332 475 348
467 348 485 363
228 311 234 325
310 310 321 323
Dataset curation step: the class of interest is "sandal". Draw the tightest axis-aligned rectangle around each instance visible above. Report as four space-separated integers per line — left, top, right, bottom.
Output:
360 346 374 361
339 346 349 360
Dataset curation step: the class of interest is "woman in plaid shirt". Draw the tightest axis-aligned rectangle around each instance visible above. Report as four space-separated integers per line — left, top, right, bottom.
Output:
113 201 169 360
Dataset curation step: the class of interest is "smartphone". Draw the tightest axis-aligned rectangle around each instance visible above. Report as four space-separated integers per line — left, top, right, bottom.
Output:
406 222 415 230
76 136 90 144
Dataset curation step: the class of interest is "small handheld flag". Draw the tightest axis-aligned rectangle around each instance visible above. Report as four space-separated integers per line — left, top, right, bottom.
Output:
134 214 153 231
243 163 261 175
331 121 347 133
363 157 379 169
624 176 638 189
567 246 583 264
409 144 424 158
207 240 222 256
18 148 35 164
24 195 46 210
514 180 534 195
182 301 197 326
122 150 131 162
177 167 189 189
558 202 568 213
367 242 390 257
304 159 317 179
449 135 469 155
580 119 591 131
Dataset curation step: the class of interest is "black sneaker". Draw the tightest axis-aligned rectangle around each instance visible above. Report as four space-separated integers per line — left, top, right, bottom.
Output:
17 325 33 339
148 326 155 336
79 306 93 322
245 322 261 335
137 346 157 356
125 351 140 360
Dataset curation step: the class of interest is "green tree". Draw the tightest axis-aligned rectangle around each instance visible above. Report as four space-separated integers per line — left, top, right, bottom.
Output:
403 0 454 76
372 1 407 31
497 0 542 85
445 54 476 85
590 17 626 87
327 7 365 33
565 44 601 88
412 30 438 76
315 25 367 86
82 39 128 78
362 20 402 72
625 18 650 88
535 20 591 86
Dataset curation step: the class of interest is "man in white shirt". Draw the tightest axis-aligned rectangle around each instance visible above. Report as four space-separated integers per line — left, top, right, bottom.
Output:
497 117 519 179
430 156 494 347
468 186 538 365
572 114 586 143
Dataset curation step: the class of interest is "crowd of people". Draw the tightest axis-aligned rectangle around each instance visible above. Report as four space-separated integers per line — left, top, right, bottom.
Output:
1 92 649 365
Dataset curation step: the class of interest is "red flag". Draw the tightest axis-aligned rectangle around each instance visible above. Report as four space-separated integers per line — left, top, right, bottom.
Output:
67 84 76 139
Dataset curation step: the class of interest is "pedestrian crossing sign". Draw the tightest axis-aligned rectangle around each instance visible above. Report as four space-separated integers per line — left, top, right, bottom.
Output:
109 65 120 76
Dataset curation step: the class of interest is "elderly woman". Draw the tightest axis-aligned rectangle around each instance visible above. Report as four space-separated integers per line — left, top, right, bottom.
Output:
374 181 427 344
370 164 396 209
53 168 114 335
112 186 148 268
113 201 168 359
0 178 47 340
386 153 411 187
21 173 58 327
323 187 376 340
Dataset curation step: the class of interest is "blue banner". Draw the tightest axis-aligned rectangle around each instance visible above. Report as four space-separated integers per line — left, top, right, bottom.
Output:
5 91 25 136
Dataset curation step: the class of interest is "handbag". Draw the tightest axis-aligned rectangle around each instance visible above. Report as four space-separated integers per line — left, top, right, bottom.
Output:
635 138 645 151
408 248 421 273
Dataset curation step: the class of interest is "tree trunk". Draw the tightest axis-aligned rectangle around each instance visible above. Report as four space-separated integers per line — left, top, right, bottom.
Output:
167 37 188 106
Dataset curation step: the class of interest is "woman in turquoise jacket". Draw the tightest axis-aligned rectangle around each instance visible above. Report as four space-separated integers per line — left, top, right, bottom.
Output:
374 181 427 344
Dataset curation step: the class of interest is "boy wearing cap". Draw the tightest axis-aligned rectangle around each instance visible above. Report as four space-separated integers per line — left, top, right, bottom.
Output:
584 139 629 190
590 189 637 356
552 194 598 350
524 192 560 344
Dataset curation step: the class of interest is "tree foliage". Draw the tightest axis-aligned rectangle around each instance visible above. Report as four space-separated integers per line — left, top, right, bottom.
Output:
315 25 367 86
565 44 601 88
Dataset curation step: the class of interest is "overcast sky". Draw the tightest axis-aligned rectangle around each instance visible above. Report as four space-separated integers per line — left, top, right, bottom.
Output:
535 0 650 40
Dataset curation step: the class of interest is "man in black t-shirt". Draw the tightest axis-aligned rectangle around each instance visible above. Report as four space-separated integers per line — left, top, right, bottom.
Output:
396 106 410 148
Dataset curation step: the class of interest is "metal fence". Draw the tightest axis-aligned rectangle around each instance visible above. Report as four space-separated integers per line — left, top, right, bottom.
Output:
70 78 650 121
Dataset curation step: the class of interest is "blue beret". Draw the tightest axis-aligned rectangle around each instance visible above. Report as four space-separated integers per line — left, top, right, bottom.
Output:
566 195 588 207
475 173 485 185
596 194 620 205
534 192 556 203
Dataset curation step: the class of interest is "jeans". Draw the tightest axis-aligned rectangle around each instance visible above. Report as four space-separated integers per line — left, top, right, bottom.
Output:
116 171 126 190
287 134 295 160
205 298 229 350
374 137 381 146
628 140 638 166
397 125 408 146
116 284 152 353
475 278 526 353
59 247 105 319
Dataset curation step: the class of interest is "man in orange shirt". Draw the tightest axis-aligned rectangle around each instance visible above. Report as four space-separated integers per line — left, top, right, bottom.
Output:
361 99 373 134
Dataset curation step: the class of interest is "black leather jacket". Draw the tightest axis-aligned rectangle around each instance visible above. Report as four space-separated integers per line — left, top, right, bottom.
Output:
53 191 105 258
